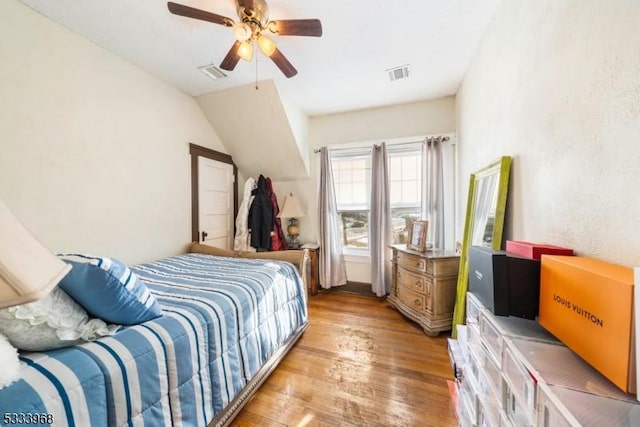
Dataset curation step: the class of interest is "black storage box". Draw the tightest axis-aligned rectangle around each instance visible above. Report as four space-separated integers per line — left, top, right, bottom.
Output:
468 245 540 319
468 245 509 315
506 254 540 319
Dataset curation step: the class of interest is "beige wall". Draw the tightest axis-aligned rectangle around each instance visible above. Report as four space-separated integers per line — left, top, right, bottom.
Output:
282 97 456 283
0 0 227 264
456 0 640 266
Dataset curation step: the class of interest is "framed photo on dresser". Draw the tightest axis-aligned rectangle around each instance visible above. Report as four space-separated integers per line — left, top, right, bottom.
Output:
407 220 428 251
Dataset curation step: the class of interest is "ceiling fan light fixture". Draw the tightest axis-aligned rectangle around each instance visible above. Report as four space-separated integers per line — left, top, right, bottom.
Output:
238 41 253 61
257 34 277 57
233 21 252 41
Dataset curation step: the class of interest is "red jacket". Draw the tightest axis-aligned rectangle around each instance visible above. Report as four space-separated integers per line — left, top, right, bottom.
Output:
266 177 287 251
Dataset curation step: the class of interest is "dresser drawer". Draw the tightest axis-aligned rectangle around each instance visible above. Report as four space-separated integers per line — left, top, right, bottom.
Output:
397 285 425 314
397 267 426 293
431 257 460 276
396 251 427 272
429 276 458 316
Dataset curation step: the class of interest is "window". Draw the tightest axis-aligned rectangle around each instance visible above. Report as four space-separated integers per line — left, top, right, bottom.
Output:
333 151 371 249
331 143 423 250
388 147 422 245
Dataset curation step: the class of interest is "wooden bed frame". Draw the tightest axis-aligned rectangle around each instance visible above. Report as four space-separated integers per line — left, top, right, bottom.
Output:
188 243 310 426
209 322 308 426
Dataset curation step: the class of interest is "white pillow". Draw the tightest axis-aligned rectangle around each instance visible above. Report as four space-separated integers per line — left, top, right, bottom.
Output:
0 287 120 352
0 333 20 389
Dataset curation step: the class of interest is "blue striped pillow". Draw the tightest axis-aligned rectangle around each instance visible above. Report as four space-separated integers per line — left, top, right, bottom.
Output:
58 254 162 325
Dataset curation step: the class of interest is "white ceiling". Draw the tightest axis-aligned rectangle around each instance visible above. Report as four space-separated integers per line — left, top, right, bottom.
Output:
18 0 502 116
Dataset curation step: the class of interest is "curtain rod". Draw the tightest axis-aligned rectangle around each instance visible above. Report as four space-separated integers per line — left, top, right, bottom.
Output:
313 135 450 153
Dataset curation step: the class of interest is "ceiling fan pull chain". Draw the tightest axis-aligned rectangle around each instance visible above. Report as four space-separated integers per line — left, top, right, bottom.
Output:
255 49 258 90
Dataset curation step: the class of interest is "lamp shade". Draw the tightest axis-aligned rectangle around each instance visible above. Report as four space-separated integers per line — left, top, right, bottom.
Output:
0 199 71 309
277 194 306 219
238 41 253 62
257 34 277 57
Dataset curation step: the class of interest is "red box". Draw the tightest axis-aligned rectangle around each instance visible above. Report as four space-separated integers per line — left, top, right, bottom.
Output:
506 240 574 261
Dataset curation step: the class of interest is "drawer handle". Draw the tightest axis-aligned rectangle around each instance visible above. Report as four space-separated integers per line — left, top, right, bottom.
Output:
414 299 421 306
415 280 421 287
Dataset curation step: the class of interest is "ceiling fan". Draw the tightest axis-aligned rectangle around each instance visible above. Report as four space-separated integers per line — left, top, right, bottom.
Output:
167 0 322 78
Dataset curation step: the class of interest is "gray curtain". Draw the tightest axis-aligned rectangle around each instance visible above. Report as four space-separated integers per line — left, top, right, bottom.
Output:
317 147 347 289
424 137 445 249
370 143 391 297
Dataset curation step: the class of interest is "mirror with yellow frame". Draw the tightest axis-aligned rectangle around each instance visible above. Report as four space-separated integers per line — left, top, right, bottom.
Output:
451 156 511 337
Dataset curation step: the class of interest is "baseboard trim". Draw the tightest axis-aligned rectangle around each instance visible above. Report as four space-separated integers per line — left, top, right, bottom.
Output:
321 281 376 296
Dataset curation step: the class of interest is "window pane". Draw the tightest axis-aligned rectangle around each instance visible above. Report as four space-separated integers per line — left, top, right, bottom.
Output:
331 146 424 251
339 210 369 249
390 207 422 245
402 180 419 204
389 181 402 205
353 183 367 204
389 157 402 180
401 155 418 180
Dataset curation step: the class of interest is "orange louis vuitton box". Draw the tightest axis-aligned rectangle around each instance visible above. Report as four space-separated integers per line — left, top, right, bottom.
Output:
539 255 635 393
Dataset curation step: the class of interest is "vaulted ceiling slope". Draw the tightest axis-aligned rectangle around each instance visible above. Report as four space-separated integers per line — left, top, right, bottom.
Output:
18 0 502 181
197 80 310 180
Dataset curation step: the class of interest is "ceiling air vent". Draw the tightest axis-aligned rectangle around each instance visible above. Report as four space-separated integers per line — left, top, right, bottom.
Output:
198 64 227 80
387 65 410 82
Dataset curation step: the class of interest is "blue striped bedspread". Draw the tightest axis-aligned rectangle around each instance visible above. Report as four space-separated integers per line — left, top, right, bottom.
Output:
0 253 308 427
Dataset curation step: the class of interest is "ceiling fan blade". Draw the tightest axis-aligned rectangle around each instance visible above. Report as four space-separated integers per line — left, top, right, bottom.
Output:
270 48 298 78
220 42 242 71
167 2 233 27
268 19 322 37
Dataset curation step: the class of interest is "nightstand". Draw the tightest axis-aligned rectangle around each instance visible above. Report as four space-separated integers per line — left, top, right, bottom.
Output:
301 243 320 296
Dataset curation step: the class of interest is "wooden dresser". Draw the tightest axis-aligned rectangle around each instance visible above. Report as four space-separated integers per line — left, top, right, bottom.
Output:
387 244 460 336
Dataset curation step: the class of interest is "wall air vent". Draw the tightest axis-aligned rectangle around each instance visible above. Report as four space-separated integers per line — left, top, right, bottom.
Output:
387 64 411 82
198 64 227 80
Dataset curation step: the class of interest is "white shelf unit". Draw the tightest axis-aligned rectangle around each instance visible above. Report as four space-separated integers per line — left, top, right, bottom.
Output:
448 291 640 427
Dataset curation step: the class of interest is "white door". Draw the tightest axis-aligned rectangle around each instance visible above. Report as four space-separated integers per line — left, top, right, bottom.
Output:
198 157 234 249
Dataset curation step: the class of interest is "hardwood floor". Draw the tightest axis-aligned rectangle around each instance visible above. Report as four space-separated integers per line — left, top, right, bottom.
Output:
232 292 458 426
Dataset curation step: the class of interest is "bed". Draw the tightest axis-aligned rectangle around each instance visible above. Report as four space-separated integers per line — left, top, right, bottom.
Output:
0 250 308 426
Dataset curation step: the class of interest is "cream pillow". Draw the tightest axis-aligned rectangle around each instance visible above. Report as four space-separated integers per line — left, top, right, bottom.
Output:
0 287 120 352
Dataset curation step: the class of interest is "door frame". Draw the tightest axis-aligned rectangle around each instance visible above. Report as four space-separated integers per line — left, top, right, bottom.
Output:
189 143 238 243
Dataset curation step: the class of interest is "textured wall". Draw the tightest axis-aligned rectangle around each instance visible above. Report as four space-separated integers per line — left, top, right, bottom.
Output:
456 0 640 266
0 0 226 264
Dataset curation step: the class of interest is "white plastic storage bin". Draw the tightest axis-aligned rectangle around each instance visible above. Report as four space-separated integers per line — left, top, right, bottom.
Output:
459 367 480 425
491 314 558 344
499 410 513 427
505 384 534 427
467 291 484 326
457 394 478 427
536 382 580 427
479 310 503 367
481 340 504 406
508 337 633 402
502 339 536 415
540 384 640 427
467 322 483 362
466 342 482 386
478 397 500 427
477 372 502 427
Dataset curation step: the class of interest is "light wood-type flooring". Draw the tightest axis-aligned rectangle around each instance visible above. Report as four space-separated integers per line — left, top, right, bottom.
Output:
232 291 458 426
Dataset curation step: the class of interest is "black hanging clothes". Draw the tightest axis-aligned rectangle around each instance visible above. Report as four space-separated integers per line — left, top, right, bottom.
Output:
248 175 273 251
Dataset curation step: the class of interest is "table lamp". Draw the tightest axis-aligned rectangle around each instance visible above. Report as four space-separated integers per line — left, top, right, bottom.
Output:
0 198 71 309
277 193 306 249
